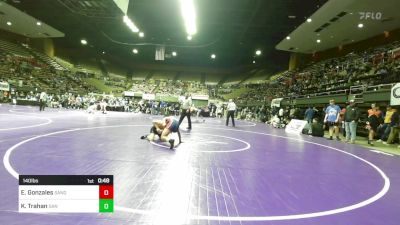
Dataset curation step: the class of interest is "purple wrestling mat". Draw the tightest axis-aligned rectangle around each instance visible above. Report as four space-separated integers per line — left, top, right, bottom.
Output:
0 105 399 225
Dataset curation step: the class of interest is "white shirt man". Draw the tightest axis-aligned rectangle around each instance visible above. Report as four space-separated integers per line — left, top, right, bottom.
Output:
227 100 237 111
178 94 193 130
39 92 47 101
39 91 47 111
181 96 192 110
226 99 236 127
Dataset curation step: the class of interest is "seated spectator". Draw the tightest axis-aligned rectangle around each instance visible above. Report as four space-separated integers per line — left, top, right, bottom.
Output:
311 118 325 137
377 106 394 142
384 107 400 146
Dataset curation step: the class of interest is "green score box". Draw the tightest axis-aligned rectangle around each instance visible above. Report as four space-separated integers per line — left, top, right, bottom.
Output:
99 199 114 213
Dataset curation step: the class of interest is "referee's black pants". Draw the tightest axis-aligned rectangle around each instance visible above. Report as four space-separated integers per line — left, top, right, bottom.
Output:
226 110 235 127
39 99 45 111
178 109 192 129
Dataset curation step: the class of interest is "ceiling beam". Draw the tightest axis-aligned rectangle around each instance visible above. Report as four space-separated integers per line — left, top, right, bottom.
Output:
217 72 235 86
145 70 154 81
173 72 181 82
238 0 262 42
238 69 258 84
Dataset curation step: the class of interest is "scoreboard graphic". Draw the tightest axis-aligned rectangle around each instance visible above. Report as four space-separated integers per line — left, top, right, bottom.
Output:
19 175 113 213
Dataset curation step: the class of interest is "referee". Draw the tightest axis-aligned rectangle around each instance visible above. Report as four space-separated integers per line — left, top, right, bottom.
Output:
226 99 236 127
39 91 47 111
178 93 192 130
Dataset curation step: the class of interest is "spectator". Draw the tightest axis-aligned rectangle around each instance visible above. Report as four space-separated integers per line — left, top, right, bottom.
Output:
377 106 394 142
324 99 341 141
39 91 47 111
367 103 382 145
304 106 315 134
344 100 360 144
278 107 284 121
339 106 346 137
311 118 324 137
383 107 400 146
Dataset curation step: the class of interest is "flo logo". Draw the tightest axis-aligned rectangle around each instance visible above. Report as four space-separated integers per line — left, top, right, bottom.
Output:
393 87 400 98
391 83 400 106
359 12 382 20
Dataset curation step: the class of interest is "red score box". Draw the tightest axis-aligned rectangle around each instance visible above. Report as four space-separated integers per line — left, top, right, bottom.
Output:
99 185 114 199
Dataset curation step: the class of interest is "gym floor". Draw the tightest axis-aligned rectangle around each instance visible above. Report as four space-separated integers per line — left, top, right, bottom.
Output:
0 105 399 225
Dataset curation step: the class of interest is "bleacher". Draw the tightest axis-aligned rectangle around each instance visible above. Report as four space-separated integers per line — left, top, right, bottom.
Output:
27 49 66 71
2 35 399 107
179 72 201 82
0 39 31 57
131 70 148 81
152 71 176 80
231 40 400 104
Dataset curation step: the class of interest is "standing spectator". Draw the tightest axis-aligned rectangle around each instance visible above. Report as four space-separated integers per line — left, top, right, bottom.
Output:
278 107 284 122
39 91 47 111
367 103 382 145
100 97 108 114
324 99 341 140
211 104 217 117
226 99 236 127
344 100 360 144
178 93 192 130
216 104 223 118
289 107 296 119
339 106 346 137
304 106 315 134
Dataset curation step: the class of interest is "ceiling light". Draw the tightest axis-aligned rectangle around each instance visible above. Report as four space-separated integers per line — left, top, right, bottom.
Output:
358 23 364 28
6 21 12 26
187 35 192 40
286 36 291 40
179 0 197 36
36 22 41 26
253 60 256 64
139 32 144 37
316 39 321 43
132 49 138 54
102 51 106 54
307 18 312 23
80 39 87 45
255 50 262 55
211 54 216 59
172 51 177 56
123 15 139 33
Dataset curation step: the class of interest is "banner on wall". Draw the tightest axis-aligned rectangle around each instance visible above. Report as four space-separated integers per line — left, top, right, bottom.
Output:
142 93 155 100
285 119 308 135
155 46 165 61
178 95 186 102
391 83 400 106
123 91 135 97
191 94 209 100
271 98 283 108
0 82 10 91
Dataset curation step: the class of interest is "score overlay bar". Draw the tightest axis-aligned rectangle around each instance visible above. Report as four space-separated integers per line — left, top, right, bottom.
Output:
19 175 113 213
